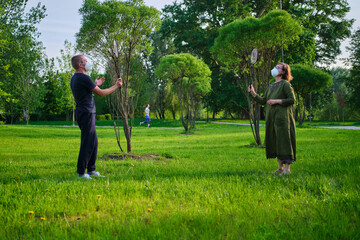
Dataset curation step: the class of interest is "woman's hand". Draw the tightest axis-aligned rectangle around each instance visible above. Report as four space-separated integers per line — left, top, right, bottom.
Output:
267 99 282 105
248 85 257 97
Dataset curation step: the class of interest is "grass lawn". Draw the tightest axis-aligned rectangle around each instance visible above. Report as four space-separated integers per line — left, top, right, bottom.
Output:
0 123 359 239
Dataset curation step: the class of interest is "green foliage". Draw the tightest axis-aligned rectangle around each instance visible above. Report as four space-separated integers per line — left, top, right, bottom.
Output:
56 40 76 116
291 65 333 95
212 10 302 144
283 0 354 65
155 53 212 132
142 30 177 119
161 0 251 117
212 10 302 75
291 64 333 124
76 0 161 152
0 0 47 123
0 124 359 238
77 0 161 60
345 28 360 108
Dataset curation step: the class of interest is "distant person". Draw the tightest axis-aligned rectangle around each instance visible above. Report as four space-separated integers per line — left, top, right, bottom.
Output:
140 104 151 128
248 62 296 175
70 55 122 179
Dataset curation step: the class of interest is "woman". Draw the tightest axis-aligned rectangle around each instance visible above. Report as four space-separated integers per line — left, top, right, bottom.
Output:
248 63 296 175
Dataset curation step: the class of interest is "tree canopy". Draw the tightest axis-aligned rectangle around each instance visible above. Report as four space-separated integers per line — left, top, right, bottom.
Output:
211 10 302 144
291 64 333 124
155 53 211 132
76 0 161 152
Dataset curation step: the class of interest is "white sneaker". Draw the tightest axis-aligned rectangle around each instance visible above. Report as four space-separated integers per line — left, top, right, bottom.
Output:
88 171 105 177
77 173 93 179
140 122 143 126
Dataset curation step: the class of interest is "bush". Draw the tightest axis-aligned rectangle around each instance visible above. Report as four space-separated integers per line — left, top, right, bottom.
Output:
105 114 112 120
96 114 106 120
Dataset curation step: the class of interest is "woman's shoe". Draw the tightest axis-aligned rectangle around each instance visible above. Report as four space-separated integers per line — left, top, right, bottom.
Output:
272 168 283 174
279 170 291 176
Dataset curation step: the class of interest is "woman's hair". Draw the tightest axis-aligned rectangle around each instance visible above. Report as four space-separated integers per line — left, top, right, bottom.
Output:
279 62 293 82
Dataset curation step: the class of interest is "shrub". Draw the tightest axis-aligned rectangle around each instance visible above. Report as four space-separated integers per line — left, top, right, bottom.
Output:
105 114 112 120
96 114 106 120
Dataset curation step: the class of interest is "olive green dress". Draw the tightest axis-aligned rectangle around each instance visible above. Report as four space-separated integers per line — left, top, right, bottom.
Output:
253 80 296 164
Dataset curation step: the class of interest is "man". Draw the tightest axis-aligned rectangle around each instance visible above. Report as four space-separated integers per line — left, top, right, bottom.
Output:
140 104 151 128
70 55 122 179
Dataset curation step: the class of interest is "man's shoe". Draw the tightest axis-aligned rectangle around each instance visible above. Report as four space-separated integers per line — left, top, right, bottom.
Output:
140 122 143 126
88 171 105 177
77 173 93 179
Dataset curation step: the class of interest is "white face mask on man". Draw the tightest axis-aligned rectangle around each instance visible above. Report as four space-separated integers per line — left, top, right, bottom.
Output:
271 67 279 77
84 61 92 72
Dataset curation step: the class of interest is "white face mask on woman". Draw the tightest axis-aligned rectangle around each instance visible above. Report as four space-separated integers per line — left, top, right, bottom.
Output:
271 67 279 77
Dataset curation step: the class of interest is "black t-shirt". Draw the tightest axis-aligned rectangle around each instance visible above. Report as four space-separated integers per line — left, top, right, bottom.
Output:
70 73 97 113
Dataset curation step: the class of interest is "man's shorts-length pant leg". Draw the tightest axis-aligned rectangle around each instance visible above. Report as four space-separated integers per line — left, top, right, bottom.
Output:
76 111 98 175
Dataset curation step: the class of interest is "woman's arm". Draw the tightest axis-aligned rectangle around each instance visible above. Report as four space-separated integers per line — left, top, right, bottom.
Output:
281 81 295 106
267 81 295 106
248 85 267 105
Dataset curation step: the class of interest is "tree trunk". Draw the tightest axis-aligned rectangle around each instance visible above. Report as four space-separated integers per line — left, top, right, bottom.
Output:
254 103 261 145
72 108 75 126
179 97 188 132
122 116 132 152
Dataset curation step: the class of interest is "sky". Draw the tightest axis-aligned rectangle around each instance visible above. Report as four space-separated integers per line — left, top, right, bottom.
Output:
27 0 360 67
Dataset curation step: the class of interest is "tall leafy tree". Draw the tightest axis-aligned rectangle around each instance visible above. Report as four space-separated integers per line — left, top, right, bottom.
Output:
76 0 161 152
41 58 60 116
57 40 77 125
345 28 360 109
254 0 354 65
0 0 46 124
143 30 177 119
291 64 333 125
212 10 302 145
155 53 212 132
161 0 251 117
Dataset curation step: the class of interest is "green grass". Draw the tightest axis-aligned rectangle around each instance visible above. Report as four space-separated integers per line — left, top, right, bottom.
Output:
14 118 188 127
0 123 359 239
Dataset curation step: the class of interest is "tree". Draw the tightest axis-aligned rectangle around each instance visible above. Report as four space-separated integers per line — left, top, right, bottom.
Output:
161 0 251 117
160 0 353 120
259 0 354 65
291 64 333 125
143 30 176 119
211 10 302 145
155 53 211 132
14 35 46 125
57 40 77 125
345 28 360 109
0 0 46 123
76 0 161 152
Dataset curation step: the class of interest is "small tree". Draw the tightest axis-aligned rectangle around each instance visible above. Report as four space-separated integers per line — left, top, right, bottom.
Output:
76 0 161 152
211 10 302 145
155 53 211 132
291 64 333 125
57 40 77 125
345 28 360 110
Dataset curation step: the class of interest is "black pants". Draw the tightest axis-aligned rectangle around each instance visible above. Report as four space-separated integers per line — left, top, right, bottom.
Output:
76 110 98 174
